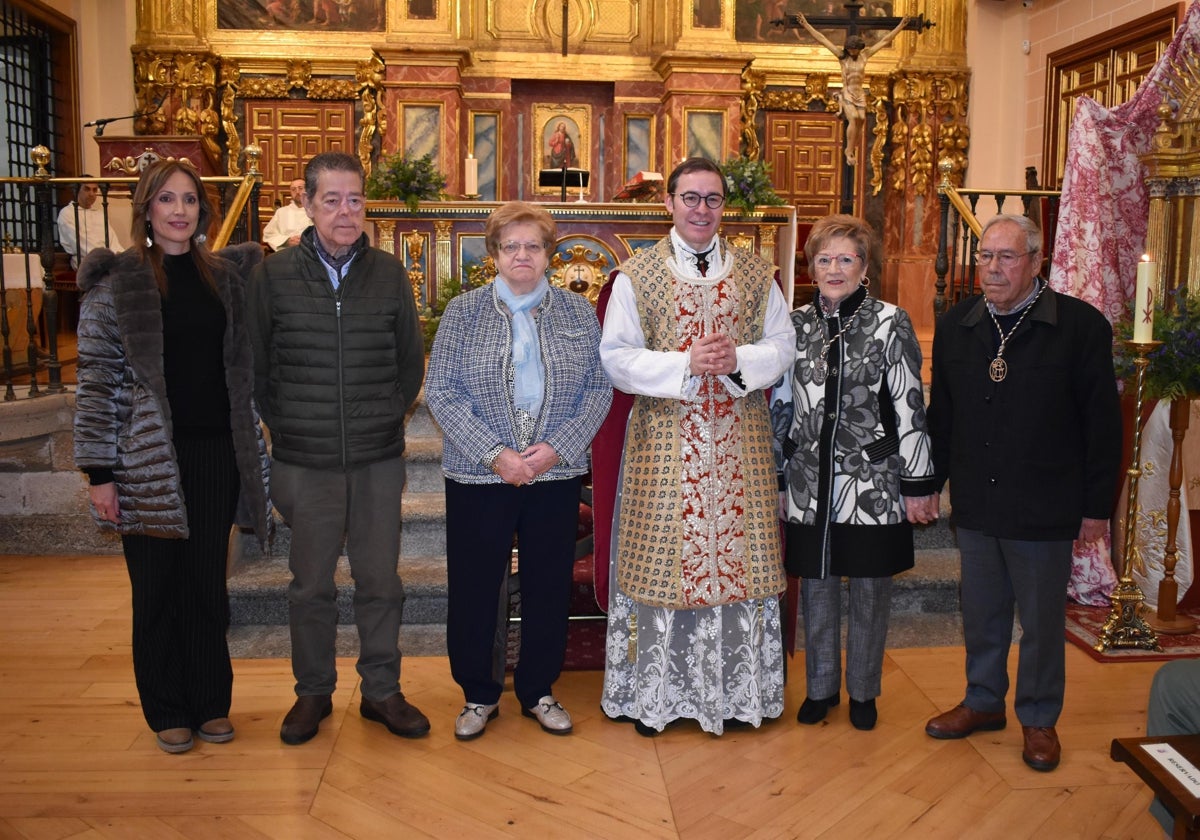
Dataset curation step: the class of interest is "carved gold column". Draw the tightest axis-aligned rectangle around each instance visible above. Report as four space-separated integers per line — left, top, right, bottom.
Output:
434 220 453 301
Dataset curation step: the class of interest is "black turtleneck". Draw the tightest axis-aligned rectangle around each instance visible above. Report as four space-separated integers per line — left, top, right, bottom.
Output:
161 252 230 436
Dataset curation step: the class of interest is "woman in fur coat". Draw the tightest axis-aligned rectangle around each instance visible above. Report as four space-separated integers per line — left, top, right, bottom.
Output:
73 160 269 754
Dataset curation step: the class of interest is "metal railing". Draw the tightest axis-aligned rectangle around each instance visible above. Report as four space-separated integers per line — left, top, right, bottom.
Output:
1 146 261 400
934 162 1061 318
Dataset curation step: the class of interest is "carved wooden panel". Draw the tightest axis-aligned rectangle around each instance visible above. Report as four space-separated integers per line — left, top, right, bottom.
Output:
246 100 355 210
1043 6 1181 188
765 111 844 221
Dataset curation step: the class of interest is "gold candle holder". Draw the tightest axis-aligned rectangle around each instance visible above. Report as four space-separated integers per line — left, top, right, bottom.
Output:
1096 340 1162 652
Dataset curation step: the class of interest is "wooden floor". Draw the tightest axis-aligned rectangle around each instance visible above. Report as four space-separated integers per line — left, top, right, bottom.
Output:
0 555 1168 839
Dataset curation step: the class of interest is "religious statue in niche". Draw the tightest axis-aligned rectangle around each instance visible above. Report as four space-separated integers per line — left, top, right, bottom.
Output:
795 11 909 167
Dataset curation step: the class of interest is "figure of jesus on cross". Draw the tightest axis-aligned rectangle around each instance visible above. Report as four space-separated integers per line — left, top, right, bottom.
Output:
773 3 933 169
797 13 909 167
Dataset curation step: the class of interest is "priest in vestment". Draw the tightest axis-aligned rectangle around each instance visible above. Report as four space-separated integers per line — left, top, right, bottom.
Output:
598 157 795 735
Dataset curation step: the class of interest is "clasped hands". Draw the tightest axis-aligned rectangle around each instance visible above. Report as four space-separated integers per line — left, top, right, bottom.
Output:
689 333 738 377
905 493 940 525
492 441 559 487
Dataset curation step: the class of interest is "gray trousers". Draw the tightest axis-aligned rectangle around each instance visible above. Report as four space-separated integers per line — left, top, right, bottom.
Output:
271 457 407 702
1146 660 1200 833
956 527 1072 727
801 575 892 701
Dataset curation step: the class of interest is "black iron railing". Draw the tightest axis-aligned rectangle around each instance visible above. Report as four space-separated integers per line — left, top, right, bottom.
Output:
934 162 1061 318
1 147 261 400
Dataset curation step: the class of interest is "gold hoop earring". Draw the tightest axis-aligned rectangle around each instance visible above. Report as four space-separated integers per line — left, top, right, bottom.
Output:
860 275 870 288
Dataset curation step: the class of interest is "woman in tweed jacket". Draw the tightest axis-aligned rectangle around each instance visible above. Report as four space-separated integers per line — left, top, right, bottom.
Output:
424 201 611 740
772 214 939 731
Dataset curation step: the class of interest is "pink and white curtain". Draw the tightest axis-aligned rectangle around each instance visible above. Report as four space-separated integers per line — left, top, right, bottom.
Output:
1048 2 1200 605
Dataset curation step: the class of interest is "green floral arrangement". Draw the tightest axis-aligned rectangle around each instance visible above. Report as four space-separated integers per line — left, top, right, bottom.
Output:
422 259 494 351
1114 286 1200 401
720 155 786 214
365 152 447 211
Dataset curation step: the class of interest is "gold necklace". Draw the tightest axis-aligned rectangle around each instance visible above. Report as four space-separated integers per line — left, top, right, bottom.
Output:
814 294 869 379
986 285 1044 383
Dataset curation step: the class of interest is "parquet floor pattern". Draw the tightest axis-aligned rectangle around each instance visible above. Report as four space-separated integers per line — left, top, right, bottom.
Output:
0 555 1166 839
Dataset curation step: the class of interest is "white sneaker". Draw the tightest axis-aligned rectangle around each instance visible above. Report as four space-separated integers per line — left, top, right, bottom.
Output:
455 702 498 740
522 695 573 734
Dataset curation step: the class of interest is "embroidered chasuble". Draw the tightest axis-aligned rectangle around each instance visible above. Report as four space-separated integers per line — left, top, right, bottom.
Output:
617 238 785 609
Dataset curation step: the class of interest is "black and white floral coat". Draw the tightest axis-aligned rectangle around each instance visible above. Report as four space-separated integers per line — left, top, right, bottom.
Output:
771 285 937 579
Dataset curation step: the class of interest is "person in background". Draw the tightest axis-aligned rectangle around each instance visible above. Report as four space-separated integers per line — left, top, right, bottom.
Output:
261 178 310 251
924 213 1122 771
772 214 938 731
248 151 429 746
58 176 124 269
1146 660 1200 834
424 200 610 740
598 156 795 736
73 159 269 754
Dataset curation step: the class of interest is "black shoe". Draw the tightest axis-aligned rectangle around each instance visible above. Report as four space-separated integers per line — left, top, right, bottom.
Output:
360 692 431 738
797 692 840 724
634 720 659 737
849 698 877 731
280 695 332 745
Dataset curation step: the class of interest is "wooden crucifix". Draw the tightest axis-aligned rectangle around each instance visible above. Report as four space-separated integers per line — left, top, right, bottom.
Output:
772 2 934 167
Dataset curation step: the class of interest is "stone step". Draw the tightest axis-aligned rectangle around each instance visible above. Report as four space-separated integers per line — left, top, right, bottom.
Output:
227 599 966 660
227 543 962 629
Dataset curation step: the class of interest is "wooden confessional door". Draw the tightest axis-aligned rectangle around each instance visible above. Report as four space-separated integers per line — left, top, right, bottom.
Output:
245 100 356 215
764 110 863 300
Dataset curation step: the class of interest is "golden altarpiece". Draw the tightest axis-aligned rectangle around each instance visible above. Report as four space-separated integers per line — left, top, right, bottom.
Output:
128 0 968 329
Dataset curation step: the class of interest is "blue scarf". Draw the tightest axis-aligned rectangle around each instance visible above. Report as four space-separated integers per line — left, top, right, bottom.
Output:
495 276 549 418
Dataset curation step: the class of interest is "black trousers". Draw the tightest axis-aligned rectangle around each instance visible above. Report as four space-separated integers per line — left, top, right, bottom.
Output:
445 477 581 709
121 433 239 732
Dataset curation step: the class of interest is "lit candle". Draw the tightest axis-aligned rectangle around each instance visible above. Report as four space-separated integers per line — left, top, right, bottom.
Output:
1133 254 1156 343
464 154 478 196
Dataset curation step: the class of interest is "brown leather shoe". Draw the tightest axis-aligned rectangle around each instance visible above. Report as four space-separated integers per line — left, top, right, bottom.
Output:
360 693 431 739
280 695 332 745
197 717 235 744
155 727 194 754
925 704 1007 739
1022 725 1061 771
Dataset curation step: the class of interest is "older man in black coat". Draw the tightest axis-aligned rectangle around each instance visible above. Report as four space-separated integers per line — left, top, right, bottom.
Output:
924 214 1122 772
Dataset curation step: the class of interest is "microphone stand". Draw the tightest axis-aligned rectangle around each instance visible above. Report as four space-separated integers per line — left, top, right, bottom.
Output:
84 98 166 137
84 114 137 137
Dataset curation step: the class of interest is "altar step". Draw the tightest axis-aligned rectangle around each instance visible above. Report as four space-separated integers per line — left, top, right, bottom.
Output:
227 394 966 657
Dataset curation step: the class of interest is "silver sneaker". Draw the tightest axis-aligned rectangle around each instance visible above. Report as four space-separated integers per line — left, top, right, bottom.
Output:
522 695 573 735
455 702 498 741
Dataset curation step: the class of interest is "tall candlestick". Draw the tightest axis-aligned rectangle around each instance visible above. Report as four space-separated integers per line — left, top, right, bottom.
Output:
464 154 478 196
1133 254 1156 343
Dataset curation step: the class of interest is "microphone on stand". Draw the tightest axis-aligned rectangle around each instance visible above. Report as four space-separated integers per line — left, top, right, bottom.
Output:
84 94 167 137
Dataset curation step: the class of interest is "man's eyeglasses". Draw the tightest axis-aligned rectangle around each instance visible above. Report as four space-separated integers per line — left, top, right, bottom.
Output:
318 194 365 212
672 192 726 210
499 241 546 256
975 249 1035 266
811 253 862 270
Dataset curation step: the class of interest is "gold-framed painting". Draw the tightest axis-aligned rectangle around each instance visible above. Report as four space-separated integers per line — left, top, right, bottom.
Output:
531 104 591 195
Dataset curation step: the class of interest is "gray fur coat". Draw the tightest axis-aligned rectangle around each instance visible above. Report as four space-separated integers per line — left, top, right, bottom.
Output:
73 242 270 543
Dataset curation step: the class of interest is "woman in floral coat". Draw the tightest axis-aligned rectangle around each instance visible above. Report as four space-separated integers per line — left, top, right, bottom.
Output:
772 214 939 730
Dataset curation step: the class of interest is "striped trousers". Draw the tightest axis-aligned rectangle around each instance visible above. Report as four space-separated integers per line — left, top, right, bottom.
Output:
121 433 239 732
